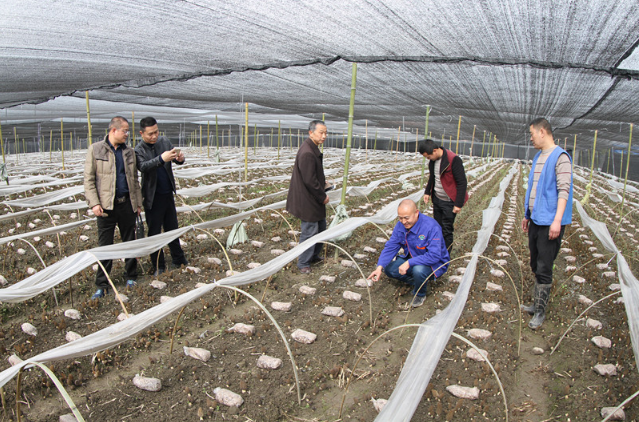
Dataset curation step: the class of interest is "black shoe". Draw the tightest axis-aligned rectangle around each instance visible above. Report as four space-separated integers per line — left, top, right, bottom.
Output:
310 255 324 264
299 267 311 274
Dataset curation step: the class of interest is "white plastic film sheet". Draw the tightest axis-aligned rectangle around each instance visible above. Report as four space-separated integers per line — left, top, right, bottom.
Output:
573 200 639 373
0 191 424 390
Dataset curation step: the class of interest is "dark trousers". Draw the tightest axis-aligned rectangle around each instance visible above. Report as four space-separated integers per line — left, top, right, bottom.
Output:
297 219 326 268
432 195 456 251
528 221 565 285
384 256 433 297
95 200 137 289
146 193 187 270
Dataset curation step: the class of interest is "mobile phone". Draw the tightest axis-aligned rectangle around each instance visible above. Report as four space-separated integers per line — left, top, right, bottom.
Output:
173 148 181 154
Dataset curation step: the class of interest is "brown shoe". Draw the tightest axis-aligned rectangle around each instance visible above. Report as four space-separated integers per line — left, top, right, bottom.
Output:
299 267 311 274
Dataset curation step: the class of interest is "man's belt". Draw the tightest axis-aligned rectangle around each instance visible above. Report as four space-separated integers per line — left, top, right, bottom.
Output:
115 194 129 204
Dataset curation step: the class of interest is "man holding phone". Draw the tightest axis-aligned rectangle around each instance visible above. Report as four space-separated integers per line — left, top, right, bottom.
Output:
135 116 188 276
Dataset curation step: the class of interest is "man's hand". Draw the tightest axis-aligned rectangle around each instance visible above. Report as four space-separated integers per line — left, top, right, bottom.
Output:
423 194 430 205
160 148 179 162
453 206 461 214
176 151 185 163
367 266 383 282
398 260 410 275
136 206 142 216
323 196 330 205
548 220 561 240
521 218 529 233
92 204 104 217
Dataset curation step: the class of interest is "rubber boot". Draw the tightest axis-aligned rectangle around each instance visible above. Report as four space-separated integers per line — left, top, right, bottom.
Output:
520 283 537 315
529 284 551 330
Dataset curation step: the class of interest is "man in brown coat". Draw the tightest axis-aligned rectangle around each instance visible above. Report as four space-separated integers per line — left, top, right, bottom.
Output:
84 116 143 299
286 120 330 274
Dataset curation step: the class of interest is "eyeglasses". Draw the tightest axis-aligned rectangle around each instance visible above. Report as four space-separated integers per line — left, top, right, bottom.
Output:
119 128 130 135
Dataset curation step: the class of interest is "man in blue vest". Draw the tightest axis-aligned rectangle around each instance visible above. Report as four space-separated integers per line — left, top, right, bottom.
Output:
367 199 450 308
521 118 573 330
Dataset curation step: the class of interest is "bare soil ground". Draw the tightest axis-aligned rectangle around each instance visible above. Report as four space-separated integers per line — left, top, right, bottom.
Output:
0 157 638 421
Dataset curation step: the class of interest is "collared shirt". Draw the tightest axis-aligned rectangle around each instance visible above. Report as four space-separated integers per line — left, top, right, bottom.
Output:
107 137 129 197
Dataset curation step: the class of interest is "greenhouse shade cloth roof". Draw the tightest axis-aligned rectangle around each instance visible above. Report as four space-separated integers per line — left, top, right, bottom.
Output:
1 0 639 150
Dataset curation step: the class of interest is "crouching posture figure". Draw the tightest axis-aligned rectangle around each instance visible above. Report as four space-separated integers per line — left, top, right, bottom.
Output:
367 199 450 307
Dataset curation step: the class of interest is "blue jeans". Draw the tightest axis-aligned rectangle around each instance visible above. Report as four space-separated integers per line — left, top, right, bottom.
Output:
297 219 326 268
384 256 433 297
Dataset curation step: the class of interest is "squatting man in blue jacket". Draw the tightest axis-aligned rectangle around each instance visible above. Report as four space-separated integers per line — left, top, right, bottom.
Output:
367 199 450 307
521 118 573 330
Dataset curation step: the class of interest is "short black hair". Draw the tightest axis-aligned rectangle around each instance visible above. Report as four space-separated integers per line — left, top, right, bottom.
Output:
418 138 440 155
529 118 553 136
108 116 128 131
308 120 326 133
140 116 158 131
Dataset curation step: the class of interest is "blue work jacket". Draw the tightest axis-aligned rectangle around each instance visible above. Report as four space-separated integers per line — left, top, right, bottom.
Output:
376 213 450 278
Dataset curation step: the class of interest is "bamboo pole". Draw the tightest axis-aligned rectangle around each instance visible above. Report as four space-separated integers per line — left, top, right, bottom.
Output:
420 105 431 189
340 62 357 206
85 91 92 147
60 119 65 170
572 134 577 160
215 116 219 152
69 131 73 156
207 120 210 158
244 103 249 182
365 120 368 162
270 128 273 148
619 151 623 178
277 120 281 160
588 130 597 187
449 136 453 151
199 125 202 152
255 125 258 154
470 125 476 158
290 128 293 152
131 112 135 147
13 127 18 161
297 128 300 149
395 127 400 162
455 115 461 154
0 118 4 164
481 130 486 158
414 129 419 153
49 130 52 162
563 137 567 150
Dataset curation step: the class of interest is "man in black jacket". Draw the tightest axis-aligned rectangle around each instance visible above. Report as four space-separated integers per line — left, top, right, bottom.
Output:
135 117 188 276
419 139 468 252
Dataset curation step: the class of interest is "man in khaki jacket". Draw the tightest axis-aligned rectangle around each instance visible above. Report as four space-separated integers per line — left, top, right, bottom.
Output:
84 116 143 299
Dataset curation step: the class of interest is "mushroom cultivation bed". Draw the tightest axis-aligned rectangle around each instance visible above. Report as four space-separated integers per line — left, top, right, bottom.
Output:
0 149 638 421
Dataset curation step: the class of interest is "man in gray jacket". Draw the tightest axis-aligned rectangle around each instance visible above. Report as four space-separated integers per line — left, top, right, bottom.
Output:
135 117 188 276
84 116 143 299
